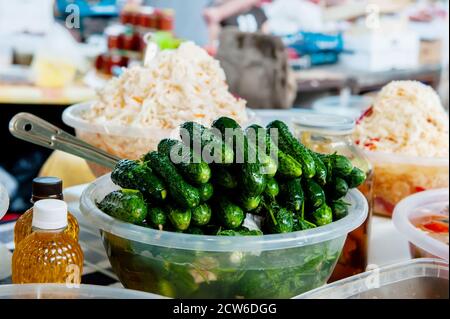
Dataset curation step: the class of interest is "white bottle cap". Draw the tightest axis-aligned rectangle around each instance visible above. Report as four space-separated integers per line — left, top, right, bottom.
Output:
32 199 68 230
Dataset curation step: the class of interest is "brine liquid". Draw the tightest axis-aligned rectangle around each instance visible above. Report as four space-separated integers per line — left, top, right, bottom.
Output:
328 171 374 282
12 230 84 284
14 208 80 246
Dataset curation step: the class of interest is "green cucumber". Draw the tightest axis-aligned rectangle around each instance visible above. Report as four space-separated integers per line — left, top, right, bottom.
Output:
279 178 304 212
111 159 167 201
345 167 367 188
167 205 191 231
311 204 333 226
212 166 238 189
265 202 294 234
180 121 234 164
147 151 200 209
303 179 326 209
97 189 148 224
330 199 350 220
156 138 211 185
309 150 327 186
191 203 212 226
216 197 245 229
266 120 316 178
328 177 349 200
212 117 266 196
146 207 167 229
264 177 279 198
239 194 262 211
198 182 214 202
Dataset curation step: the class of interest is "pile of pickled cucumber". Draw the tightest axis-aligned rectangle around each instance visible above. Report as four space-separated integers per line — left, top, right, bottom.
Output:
98 118 366 235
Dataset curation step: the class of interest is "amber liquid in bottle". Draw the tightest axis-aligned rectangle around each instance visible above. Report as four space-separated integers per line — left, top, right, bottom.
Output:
14 176 79 246
12 199 83 284
12 230 84 284
14 210 79 246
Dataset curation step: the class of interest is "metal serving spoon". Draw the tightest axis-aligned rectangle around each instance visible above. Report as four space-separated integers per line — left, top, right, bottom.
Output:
9 113 120 169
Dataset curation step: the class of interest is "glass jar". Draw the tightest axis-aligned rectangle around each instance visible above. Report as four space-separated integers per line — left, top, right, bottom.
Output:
293 113 374 282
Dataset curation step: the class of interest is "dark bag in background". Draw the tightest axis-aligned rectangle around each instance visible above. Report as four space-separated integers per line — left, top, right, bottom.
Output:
216 28 296 109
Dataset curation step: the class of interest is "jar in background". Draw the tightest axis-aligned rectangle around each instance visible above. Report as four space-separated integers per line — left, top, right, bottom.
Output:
293 113 374 282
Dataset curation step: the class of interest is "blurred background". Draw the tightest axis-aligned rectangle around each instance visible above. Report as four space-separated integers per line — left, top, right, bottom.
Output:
0 0 448 216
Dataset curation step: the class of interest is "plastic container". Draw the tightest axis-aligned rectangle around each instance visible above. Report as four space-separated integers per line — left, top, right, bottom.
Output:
312 95 373 121
0 182 9 220
0 284 164 299
293 113 374 282
62 102 177 177
80 174 368 299
365 151 449 217
393 188 449 261
295 258 449 299
63 102 257 177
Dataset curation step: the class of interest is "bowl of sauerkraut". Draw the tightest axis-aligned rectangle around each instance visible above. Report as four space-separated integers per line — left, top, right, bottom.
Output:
354 81 449 217
63 42 250 176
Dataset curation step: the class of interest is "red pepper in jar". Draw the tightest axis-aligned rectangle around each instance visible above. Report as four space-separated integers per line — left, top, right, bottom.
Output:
423 221 449 233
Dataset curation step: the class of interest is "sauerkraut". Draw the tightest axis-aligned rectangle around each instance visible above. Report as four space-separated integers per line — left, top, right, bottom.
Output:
354 81 449 158
82 42 248 129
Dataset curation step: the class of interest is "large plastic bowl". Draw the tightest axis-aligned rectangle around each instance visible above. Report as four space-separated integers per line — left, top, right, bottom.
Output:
80 174 368 299
62 102 179 177
393 188 449 261
0 284 164 299
365 151 449 217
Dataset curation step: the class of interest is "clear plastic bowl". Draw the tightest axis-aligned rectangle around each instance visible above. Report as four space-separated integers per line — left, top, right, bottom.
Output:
0 284 164 299
62 102 179 177
80 174 368 299
295 258 449 299
365 151 449 217
393 188 449 261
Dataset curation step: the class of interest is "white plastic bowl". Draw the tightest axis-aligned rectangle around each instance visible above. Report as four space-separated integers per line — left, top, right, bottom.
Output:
80 174 368 299
393 188 449 261
0 284 164 299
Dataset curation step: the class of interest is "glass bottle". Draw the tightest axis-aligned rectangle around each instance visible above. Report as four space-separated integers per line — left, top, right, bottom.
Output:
12 199 84 284
14 177 79 246
293 113 374 282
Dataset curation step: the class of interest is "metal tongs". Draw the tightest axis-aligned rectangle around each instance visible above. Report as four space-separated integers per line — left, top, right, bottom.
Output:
9 113 120 169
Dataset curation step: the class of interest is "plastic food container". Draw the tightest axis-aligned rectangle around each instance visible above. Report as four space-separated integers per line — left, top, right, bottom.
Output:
0 284 164 299
312 95 373 121
365 151 449 217
80 174 368 299
62 102 178 177
0 182 9 220
63 103 257 177
295 258 449 299
393 188 449 261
